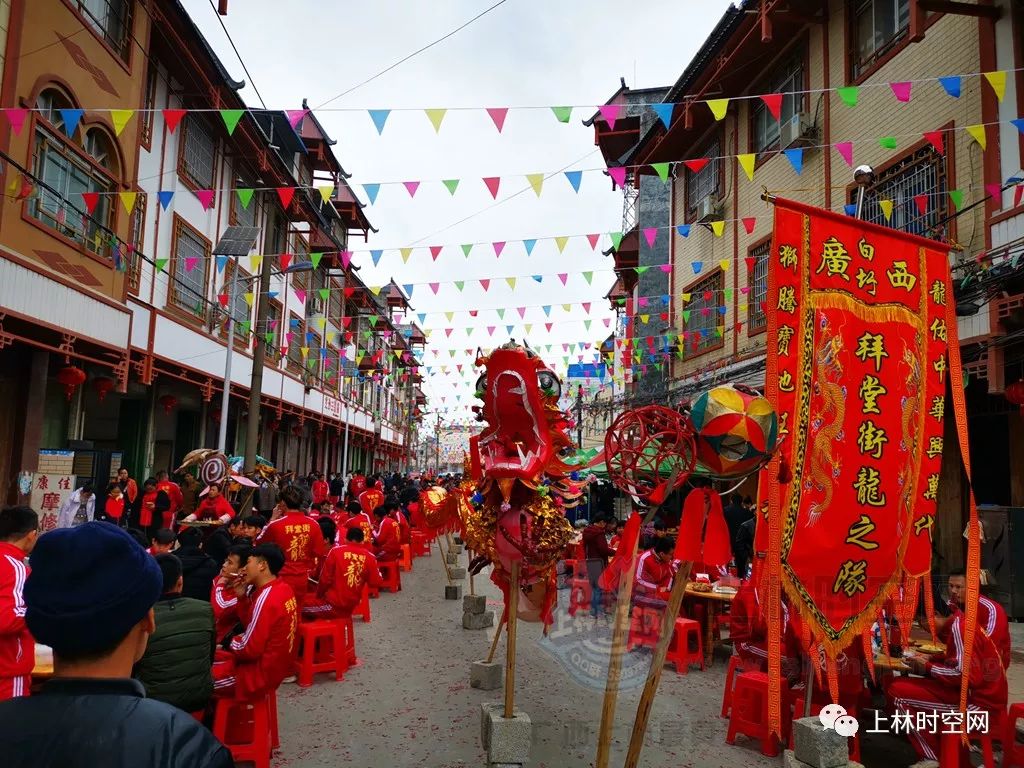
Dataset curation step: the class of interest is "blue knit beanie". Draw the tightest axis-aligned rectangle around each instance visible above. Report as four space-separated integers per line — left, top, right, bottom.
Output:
25 521 162 656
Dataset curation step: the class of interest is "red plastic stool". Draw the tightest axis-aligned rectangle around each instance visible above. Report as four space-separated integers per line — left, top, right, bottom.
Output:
378 561 401 592
399 544 413 572
627 607 662 651
410 531 429 557
340 614 358 666
212 693 273 768
567 577 592 617
726 671 785 757
938 708 1004 768
268 689 279 751
665 617 704 674
790 695 861 762
721 655 742 718
297 619 346 687
1005 703 1024 767
355 585 371 622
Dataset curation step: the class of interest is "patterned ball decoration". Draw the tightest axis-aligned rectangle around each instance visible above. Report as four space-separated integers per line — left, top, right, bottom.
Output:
604 405 696 505
688 384 778 478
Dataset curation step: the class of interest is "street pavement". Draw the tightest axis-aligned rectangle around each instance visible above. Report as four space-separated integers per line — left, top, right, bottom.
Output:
274 545 1023 767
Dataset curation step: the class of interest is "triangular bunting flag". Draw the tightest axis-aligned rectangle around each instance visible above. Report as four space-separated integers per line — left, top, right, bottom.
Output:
938 76 961 98
676 224 691 237
460 244 473 257
651 103 674 129
276 187 295 209
368 109 390 134
551 106 572 123
59 108 84 137
486 107 508 132
598 104 622 130
442 179 460 195
608 167 627 188
610 232 623 250
879 136 898 149
110 109 134 136
707 98 729 120
506 277 516 289
370 250 383 266
236 188 255 210
710 220 725 237
564 170 583 193
492 241 506 257
586 233 600 250
220 109 245 135
642 228 657 248
154 257 168 272
889 81 912 102
742 217 756 234
555 236 569 253
760 93 783 121
834 141 854 167
879 199 894 221
837 86 858 107
82 192 99 214
317 185 334 204
483 177 500 199
425 108 447 133
163 109 186 133
737 154 756 181
403 181 420 197
286 109 308 129
526 173 544 197
651 162 670 182
310 252 323 268
783 148 803 174
249 254 262 273
949 190 964 210
966 124 987 150
4 108 27 135
923 130 944 153
363 183 380 205
118 191 137 214
523 239 537 256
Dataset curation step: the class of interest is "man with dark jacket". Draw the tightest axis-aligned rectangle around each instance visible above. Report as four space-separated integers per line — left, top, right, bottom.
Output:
582 517 614 617
0 521 230 768
134 555 215 713
173 527 219 601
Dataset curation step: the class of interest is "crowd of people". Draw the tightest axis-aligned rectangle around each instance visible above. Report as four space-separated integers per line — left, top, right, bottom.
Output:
0 468 448 767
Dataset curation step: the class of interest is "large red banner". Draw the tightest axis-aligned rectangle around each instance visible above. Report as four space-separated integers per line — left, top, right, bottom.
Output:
766 198 951 656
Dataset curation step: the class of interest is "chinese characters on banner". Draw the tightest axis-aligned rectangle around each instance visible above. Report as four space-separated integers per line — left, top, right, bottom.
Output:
31 473 76 532
766 198 952 656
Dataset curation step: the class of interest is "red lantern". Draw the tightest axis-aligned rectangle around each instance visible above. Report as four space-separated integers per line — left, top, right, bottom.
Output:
291 423 303 437
92 375 115 402
56 365 87 401
158 394 178 414
1006 380 1024 414
268 418 281 432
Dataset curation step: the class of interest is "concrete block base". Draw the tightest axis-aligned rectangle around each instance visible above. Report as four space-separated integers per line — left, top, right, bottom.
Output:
463 610 495 630
470 660 503 690
451 543 464 554
449 567 467 580
454 536 463 545
446 552 460 565
463 594 487 614
481 702 531 766
792 718 849 768
445 584 463 600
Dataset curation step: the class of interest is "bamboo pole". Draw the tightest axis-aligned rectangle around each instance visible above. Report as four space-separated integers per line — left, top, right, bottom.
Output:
504 560 520 719
622 561 693 768
438 538 453 584
595 546 639 768
487 609 507 664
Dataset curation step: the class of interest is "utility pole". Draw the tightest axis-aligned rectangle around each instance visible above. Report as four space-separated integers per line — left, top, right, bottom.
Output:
243 245 274 472
435 412 441 473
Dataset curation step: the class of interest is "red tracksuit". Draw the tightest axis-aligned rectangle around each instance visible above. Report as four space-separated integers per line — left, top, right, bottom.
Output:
156 480 184 529
139 490 158 528
258 512 328 598
0 542 32 700
211 580 240 643
104 495 127 524
391 510 411 546
888 611 1008 761
194 494 235 523
374 517 401 562
305 544 384 619
311 480 329 506
977 595 1011 670
633 549 674 601
214 579 299 699
344 512 374 549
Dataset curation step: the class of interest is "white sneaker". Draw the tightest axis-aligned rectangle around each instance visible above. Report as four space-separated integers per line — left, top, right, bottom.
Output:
909 760 939 768
282 674 297 684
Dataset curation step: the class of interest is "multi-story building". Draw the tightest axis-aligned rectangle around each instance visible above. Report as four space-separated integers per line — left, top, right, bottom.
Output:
0 0 420 503
595 0 1023 570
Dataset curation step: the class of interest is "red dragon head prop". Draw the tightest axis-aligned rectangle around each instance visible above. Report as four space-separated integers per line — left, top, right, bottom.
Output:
472 342 574 501
465 341 579 628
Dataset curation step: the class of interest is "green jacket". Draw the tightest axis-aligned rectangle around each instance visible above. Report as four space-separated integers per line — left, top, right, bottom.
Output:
133 595 215 713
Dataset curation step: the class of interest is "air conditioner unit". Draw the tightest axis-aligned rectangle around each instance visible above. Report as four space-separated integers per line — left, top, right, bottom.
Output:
780 112 815 149
696 196 723 223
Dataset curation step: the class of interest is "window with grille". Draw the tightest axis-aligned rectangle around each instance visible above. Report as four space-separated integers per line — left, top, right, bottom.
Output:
324 345 340 392
751 54 805 155
307 268 328 317
851 146 947 239
140 64 157 148
77 0 131 60
170 219 210 316
31 90 115 256
179 116 216 190
265 300 282 364
127 192 146 292
328 279 344 325
685 271 724 353
287 314 304 373
232 184 259 230
747 241 770 332
685 139 721 219
306 331 322 379
220 261 251 342
852 0 910 79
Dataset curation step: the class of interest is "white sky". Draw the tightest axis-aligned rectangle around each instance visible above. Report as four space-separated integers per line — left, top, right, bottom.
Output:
180 0 736 427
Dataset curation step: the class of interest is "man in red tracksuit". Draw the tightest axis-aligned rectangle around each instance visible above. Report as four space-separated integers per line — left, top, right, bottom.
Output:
633 538 676 607
888 608 1008 762
257 486 327 600
213 544 298 699
343 501 374 550
155 471 184 530
0 507 37 700
303 528 383 619
948 569 1011 669
372 502 402 562
390 505 411 547
311 474 329 508
211 545 250 644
